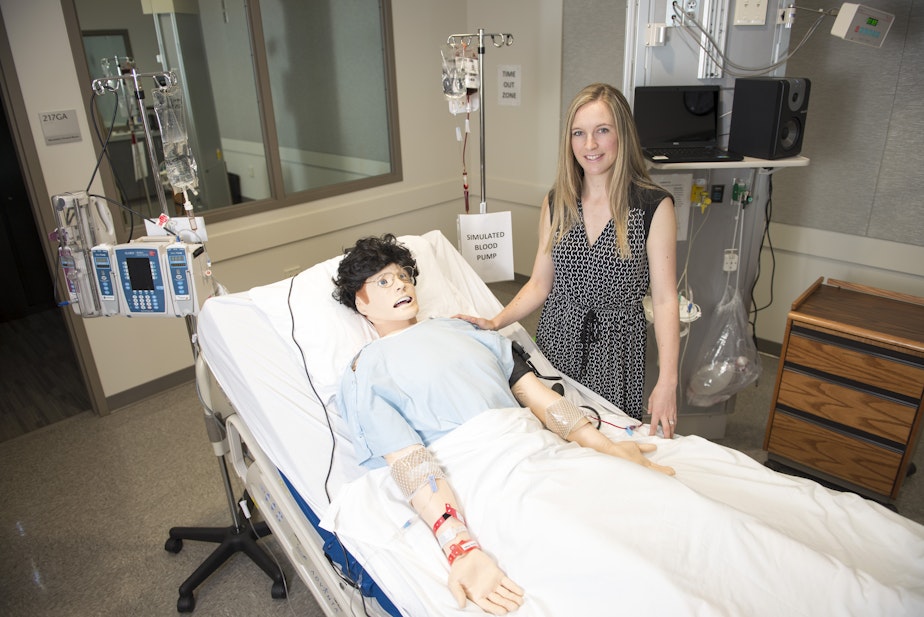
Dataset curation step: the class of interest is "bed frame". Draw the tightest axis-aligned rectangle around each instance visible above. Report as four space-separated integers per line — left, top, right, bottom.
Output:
194 352 395 616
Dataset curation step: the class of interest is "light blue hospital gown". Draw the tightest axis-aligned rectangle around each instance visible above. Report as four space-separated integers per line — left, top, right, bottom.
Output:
338 318 518 468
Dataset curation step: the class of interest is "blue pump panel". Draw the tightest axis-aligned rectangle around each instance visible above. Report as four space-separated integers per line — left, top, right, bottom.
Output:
166 245 190 300
113 246 167 315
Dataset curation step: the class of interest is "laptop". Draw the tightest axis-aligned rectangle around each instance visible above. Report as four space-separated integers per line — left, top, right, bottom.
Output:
633 85 743 163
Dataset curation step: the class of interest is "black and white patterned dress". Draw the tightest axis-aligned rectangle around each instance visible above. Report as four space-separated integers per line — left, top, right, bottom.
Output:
536 184 671 419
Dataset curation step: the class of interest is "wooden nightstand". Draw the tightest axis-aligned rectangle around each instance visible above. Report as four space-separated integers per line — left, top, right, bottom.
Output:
763 278 924 503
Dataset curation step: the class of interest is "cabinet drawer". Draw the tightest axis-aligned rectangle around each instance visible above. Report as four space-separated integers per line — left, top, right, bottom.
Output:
766 412 901 496
786 330 924 399
777 368 915 444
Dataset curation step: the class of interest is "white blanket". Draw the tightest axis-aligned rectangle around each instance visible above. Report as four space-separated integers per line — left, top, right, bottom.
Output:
322 408 924 617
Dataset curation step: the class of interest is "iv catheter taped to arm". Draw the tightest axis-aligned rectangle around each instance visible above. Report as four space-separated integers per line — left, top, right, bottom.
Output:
390 445 446 500
544 398 588 440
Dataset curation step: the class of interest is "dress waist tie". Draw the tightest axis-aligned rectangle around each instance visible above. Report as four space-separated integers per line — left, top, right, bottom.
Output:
578 308 600 379
576 303 642 379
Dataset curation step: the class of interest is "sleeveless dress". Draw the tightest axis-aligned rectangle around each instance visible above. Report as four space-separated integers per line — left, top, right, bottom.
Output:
535 184 671 419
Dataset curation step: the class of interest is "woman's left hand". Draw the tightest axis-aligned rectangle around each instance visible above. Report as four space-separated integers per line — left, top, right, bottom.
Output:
647 381 678 438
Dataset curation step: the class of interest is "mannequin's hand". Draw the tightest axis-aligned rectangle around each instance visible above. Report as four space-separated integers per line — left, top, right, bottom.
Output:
605 441 675 476
447 548 524 614
453 314 497 331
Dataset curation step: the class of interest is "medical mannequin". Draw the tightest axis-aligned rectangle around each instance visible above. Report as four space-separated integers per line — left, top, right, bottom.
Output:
333 234 673 615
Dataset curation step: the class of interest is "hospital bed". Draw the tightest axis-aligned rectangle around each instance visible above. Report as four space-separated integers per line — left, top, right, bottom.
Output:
195 230 924 616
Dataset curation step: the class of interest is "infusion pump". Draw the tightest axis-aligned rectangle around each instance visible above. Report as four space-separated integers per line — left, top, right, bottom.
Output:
90 239 209 317
51 193 212 318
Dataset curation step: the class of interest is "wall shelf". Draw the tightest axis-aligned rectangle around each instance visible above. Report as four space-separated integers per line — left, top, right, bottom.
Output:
647 155 810 171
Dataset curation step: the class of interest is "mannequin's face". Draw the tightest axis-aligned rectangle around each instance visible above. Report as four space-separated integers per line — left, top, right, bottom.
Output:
354 263 419 336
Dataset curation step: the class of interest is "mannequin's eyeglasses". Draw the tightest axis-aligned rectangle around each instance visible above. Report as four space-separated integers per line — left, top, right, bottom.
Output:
365 268 416 289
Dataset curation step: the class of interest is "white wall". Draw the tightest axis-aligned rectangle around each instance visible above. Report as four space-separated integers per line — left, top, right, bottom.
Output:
0 0 561 406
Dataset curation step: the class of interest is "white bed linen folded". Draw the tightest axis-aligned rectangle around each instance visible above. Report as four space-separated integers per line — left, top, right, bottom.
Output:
321 408 924 617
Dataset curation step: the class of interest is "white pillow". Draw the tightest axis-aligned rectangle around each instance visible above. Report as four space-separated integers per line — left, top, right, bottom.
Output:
249 232 480 407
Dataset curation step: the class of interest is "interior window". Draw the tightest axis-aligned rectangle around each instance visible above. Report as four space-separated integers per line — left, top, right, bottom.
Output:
69 0 400 226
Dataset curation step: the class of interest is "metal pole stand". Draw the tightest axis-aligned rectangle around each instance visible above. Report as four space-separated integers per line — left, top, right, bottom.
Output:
163 317 285 612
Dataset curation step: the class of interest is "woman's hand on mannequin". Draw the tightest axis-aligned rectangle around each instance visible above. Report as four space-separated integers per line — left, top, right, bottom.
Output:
454 314 498 331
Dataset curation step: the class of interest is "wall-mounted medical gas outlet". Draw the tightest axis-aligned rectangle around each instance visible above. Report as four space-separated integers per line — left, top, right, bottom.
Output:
666 0 727 77
665 0 697 26
723 248 739 272
733 0 766 25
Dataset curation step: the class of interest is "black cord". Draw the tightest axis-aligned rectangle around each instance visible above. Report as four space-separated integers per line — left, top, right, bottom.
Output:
87 193 178 239
88 91 138 239
285 276 376 616
86 91 119 194
285 275 337 504
749 174 776 352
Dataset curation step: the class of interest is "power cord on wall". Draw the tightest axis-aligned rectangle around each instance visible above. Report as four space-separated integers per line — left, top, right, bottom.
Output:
749 174 776 353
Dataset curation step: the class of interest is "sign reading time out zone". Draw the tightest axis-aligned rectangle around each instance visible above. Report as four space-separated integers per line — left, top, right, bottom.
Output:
497 65 521 106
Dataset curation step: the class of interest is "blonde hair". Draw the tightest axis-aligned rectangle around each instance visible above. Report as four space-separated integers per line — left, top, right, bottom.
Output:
547 83 660 259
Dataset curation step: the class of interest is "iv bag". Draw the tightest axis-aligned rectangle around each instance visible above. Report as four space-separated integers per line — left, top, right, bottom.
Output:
686 283 761 407
441 44 479 115
152 85 199 193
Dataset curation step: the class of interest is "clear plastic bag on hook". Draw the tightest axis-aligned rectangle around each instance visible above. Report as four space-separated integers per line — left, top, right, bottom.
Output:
152 85 199 194
685 283 761 407
440 43 479 115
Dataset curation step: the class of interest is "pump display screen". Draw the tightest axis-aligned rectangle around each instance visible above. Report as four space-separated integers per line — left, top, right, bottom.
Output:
126 257 155 290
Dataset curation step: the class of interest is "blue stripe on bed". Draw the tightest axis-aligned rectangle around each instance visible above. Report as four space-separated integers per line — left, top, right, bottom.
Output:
280 472 400 616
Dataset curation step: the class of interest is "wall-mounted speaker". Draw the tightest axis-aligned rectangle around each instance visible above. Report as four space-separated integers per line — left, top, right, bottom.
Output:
728 77 811 160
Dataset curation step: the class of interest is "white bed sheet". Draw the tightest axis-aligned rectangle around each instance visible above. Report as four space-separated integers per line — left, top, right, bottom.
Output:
197 230 924 616
323 407 924 616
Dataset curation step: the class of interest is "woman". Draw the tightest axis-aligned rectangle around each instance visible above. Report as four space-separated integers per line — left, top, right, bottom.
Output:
458 83 680 437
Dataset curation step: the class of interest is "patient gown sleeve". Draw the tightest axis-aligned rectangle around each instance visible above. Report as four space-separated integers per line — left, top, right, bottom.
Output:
339 353 423 470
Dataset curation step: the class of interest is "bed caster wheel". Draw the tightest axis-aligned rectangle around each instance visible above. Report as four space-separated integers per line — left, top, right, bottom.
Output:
177 594 195 613
165 537 183 553
271 578 287 599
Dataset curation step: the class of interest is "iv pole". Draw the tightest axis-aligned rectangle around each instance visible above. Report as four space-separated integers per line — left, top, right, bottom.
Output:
447 29 513 213
92 68 173 218
90 70 284 612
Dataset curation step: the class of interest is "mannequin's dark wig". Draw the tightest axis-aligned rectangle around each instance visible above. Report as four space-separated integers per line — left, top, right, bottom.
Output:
332 233 418 312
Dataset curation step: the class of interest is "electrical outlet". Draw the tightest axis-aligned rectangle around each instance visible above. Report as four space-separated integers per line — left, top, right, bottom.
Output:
734 0 767 25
